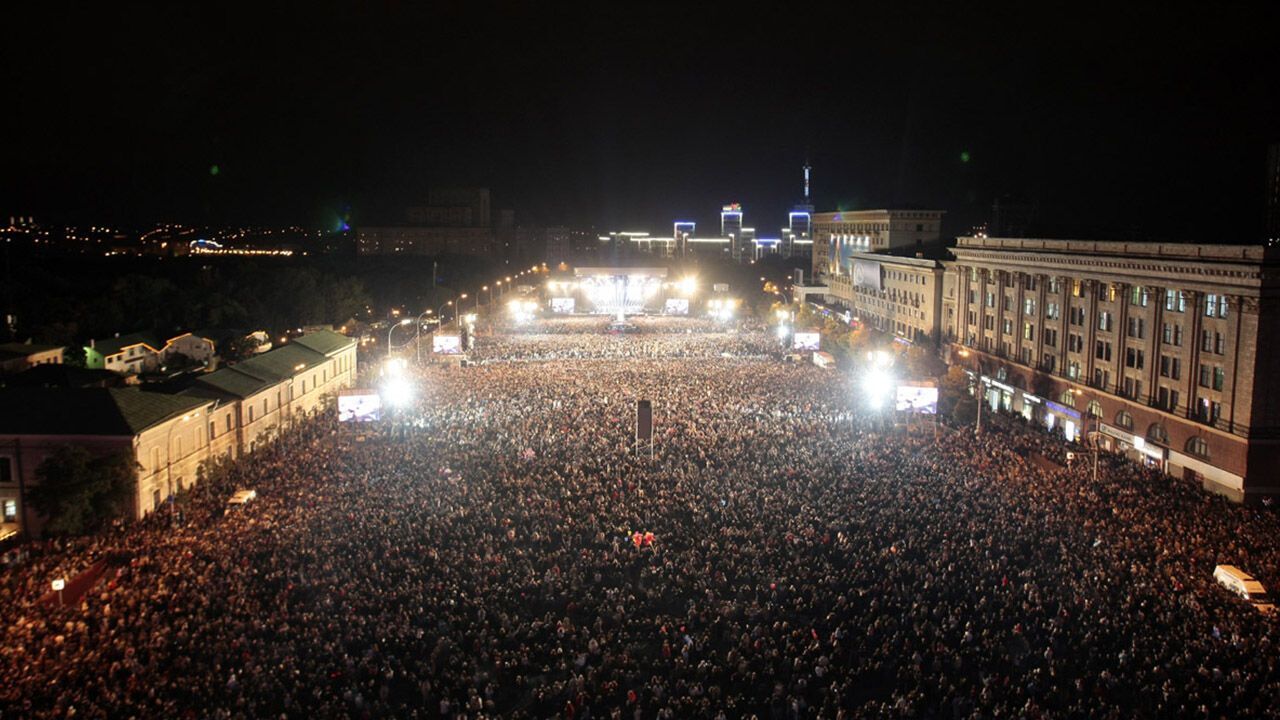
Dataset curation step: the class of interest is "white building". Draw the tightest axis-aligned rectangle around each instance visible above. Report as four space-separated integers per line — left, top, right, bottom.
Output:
0 330 358 537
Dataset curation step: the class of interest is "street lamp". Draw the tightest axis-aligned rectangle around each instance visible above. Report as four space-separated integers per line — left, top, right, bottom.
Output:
483 285 491 306
1071 388 1101 483
957 348 985 435
387 318 412 358
415 308 436 364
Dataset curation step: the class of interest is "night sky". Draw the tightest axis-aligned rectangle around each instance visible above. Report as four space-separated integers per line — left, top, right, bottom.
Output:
3 2 1277 240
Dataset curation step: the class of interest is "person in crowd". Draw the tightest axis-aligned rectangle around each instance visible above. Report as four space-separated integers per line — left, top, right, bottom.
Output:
2 319 1278 719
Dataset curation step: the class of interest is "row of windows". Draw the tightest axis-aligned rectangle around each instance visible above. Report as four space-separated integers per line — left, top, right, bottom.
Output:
1056 401 1212 458
965 273 1232 320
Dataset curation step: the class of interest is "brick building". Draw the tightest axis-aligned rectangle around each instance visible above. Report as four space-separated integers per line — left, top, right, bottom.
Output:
943 237 1280 501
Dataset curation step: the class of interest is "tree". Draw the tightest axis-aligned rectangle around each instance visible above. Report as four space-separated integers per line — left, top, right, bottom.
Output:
940 365 977 425
221 334 263 363
27 447 137 535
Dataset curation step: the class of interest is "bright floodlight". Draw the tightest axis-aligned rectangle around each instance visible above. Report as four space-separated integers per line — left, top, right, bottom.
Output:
776 325 789 340
381 376 413 407
862 368 894 409
384 357 407 376
678 276 697 296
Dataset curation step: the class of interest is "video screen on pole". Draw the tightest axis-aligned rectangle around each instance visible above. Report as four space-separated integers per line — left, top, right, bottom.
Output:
338 391 382 422
792 332 820 351
895 384 939 414
433 334 462 354
550 297 575 313
664 298 689 315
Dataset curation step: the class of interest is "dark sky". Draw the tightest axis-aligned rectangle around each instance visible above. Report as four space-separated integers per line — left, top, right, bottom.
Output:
3 2 1278 240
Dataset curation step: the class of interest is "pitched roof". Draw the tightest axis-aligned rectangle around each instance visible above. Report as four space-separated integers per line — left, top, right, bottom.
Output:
189 367 278 399
92 332 164 358
234 344 328 381
0 343 65 361
0 388 208 436
290 329 355 357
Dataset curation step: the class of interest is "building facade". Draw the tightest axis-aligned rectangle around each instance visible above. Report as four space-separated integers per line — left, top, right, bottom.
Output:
355 227 495 257
820 251 945 345
0 343 64 375
0 330 357 537
84 332 216 375
945 236 1280 501
812 209 945 280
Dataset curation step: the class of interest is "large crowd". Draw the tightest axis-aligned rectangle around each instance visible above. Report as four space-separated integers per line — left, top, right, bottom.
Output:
3 318 1280 719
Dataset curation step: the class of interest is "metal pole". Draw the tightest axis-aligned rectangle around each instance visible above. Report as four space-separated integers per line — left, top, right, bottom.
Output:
975 371 983 436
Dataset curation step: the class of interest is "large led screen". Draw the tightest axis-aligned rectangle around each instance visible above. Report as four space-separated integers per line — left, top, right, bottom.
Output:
550 297 575 313
665 298 689 315
896 384 939 414
792 332 820 351
433 334 463 354
338 391 382 422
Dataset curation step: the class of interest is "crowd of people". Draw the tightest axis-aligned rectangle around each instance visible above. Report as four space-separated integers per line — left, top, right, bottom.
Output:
3 318 1280 719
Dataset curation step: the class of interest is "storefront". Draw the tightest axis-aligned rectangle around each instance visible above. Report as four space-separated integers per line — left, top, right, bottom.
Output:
977 376 1016 414
1044 400 1082 443
1020 393 1041 422
1099 423 1167 470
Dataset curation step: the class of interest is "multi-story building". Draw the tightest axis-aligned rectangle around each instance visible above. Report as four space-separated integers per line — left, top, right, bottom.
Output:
0 388 215 537
544 226 573 265
944 236 1280 502
407 187 491 228
84 331 217 376
820 251 945 345
811 209 945 278
0 330 357 537
0 343 64 375
355 226 495 257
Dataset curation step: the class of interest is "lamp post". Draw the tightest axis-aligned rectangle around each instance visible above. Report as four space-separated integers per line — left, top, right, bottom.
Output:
387 318 412 359
483 285 491 306
415 309 435 364
1071 388 1101 483
957 348 985 435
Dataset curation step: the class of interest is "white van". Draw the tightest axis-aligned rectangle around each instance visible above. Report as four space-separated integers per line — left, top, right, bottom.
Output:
1213 565 1276 613
225 489 257 514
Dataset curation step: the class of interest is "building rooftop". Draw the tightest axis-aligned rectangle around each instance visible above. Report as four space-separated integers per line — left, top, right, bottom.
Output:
289 329 356 357
189 367 278 400
0 342 64 361
0 388 208 436
91 332 164 358
234 344 329 381
956 236 1280 263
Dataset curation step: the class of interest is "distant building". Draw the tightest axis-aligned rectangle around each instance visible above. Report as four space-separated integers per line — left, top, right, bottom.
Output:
407 187 492 228
184 330 357 454
818 251 945 345
990 195 1036 237
721 202 742 245
545 226 573 264
356 227 495 257
0 343 64 376
812 209 945 281
788 162 815 260
84 332 216 376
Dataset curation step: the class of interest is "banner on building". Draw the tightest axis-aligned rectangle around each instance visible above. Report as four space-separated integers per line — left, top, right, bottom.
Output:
854 260 883 290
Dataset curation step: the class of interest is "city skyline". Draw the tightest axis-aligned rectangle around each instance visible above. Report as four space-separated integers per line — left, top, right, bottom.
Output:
3 4 1277 240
